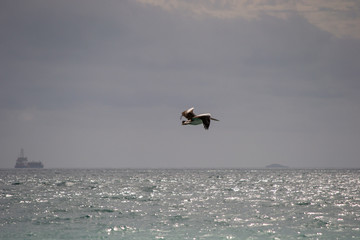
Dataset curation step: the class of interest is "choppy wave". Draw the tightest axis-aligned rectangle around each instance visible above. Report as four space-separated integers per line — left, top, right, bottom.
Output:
1 169 360 239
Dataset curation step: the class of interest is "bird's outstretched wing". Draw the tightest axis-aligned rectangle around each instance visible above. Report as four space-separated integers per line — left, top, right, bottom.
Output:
196 113 211 130
181 107 196 120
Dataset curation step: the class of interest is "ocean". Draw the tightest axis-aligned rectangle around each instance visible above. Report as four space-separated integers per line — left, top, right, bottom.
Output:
1 169 359 239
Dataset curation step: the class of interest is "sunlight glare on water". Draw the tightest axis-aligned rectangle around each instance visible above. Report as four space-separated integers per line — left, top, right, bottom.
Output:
1 169 360 239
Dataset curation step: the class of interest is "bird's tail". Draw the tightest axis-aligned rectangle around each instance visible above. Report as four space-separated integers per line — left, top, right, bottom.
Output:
211 117 219 121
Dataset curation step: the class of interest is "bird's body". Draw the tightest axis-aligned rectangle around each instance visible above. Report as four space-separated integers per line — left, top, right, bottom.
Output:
181 107 219 130
186 117 203 126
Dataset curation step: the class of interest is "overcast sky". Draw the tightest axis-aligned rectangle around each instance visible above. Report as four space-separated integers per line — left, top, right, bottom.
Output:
1 0 360 168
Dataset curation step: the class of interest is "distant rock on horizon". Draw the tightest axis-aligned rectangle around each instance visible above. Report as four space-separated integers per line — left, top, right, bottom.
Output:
266 163 289 169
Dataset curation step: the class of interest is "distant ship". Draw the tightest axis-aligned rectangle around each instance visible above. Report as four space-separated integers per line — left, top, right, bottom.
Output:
15 149 44 168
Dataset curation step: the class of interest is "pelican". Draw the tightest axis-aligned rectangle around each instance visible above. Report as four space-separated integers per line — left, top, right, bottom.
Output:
181 107 219 130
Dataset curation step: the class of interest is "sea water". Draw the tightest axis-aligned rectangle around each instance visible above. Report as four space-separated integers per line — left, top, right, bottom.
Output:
1 169 359 239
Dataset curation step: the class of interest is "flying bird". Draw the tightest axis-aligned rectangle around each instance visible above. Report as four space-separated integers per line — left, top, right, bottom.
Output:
181 107 219 130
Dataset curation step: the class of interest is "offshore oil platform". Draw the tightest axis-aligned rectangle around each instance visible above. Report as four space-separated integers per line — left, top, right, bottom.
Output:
14 149 44 168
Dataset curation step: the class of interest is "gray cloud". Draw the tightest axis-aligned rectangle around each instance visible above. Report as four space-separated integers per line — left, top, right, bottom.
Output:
137 0 360 39
1 0 360 168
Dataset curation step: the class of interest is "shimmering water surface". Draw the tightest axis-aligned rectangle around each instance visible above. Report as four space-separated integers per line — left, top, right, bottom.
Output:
1 169 360 239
